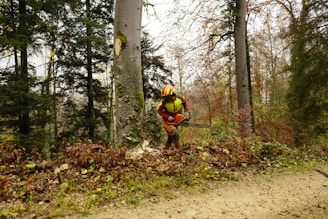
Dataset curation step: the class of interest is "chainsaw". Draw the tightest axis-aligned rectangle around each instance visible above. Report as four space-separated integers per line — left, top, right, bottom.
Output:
167 113 210 128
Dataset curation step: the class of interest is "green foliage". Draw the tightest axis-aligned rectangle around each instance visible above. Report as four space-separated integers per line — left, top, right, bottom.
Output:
257 141 292 159
54 0 114 143
285 0 328 145
141 32 173 100
0 0 115 151
0 1 173 151
0 210 9 217
25 163 36 169
253 102 295 147
59 182 70 195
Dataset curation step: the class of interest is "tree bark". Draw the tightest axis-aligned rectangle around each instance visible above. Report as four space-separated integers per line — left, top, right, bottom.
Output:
234 0 252 135
113 0 145 147
86 0 95 140
234 0 250 109
18 0 30 136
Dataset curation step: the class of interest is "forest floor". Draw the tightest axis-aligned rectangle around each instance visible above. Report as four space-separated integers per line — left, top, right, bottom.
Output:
1 142 327 219
67 165 328 219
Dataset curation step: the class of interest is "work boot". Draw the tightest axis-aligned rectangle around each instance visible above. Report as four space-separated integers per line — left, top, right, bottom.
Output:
171 129 180 148
164 141 172 149
164 136 173 149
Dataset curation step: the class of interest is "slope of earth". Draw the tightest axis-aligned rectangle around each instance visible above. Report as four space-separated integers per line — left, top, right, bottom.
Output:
69 166 328 219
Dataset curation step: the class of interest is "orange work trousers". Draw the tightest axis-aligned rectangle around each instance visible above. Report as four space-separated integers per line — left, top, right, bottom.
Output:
161 119 177 136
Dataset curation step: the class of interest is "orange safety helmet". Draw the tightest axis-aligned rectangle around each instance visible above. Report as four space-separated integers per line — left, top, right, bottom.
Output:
161 85 175 97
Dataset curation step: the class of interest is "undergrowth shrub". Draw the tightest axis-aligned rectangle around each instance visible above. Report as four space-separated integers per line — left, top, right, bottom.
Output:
254 102 295 147
233 104 253 137
258 141 292 159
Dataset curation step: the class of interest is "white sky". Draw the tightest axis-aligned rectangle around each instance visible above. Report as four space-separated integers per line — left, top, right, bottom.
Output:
142 0 172 38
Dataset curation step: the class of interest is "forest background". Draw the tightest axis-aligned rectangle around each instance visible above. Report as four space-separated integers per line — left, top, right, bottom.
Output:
0 0 327 217
0 0 327 150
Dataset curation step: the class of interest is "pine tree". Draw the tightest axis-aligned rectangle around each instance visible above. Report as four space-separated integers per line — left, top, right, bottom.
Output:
283 0 328 144
0 0 49 149
54 0 114 143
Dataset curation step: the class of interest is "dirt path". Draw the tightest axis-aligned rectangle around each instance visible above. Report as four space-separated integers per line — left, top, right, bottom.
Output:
71 167 328 219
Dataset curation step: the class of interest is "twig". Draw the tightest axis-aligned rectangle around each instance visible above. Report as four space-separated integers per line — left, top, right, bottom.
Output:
316 168 328 178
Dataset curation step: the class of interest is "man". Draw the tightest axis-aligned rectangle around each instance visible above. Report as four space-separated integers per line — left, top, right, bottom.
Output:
157 85 190 149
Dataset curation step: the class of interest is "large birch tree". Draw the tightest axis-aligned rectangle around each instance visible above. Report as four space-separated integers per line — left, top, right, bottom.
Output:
113 0 145 147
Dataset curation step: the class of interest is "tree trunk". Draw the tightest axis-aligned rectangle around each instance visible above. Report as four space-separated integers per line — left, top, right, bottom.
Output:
234 0 251 135
86 0 95 140
113 0 145 147
18 0 30 137
245 26 255 133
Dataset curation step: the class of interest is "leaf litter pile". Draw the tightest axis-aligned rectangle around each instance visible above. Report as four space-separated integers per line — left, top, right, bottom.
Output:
0 139 325 218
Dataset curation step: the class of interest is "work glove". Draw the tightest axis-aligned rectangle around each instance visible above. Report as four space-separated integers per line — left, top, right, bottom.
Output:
184 112 191 120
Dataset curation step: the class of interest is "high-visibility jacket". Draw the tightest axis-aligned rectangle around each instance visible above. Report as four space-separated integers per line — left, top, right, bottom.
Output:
157 95 189 120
